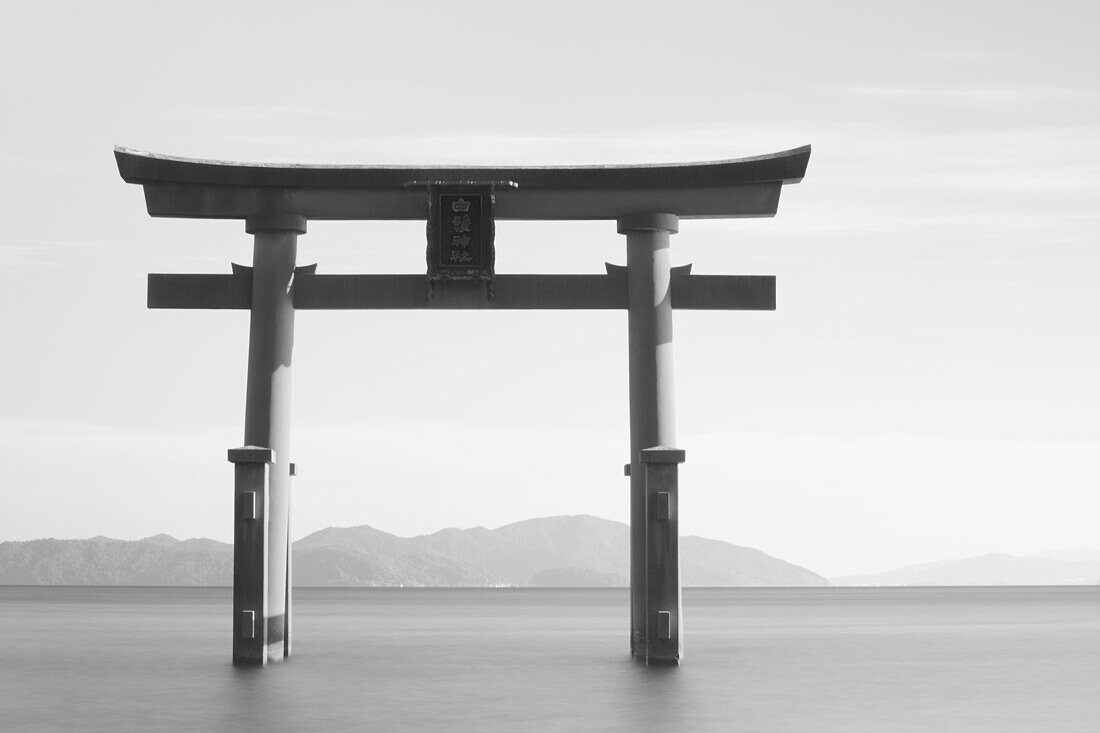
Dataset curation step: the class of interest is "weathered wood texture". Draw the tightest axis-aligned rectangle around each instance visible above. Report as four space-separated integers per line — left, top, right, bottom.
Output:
147 271 776 310
115 146 809 221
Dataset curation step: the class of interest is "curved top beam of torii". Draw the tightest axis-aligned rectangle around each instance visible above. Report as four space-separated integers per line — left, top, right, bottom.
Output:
114 145 810 221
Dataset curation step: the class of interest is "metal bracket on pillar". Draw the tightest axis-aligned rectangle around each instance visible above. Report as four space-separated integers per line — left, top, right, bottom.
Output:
640 446 685 665
228 445 273 665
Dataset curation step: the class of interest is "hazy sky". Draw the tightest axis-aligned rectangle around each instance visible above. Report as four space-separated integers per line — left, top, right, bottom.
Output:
2 1 1097 577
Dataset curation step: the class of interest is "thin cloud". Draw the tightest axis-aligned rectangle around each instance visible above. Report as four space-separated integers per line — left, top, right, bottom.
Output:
918 50 1010 60
165 105 355 123
836 83 1099 104
0 239 122 270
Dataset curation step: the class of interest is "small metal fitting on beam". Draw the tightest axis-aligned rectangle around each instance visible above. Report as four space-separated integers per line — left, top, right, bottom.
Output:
241 491 257 520
657 492 671 521
657 611 672 640
241 610 256 639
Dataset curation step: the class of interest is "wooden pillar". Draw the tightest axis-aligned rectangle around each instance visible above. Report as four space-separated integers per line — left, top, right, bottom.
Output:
620 212 678 659
239 213 304 664
229 446 272 665
641 447 685 665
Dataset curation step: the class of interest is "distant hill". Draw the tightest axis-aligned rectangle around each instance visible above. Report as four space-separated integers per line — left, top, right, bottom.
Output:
298 515 828 587
832 552 1100 586
0 535 233 586
0 515 828 587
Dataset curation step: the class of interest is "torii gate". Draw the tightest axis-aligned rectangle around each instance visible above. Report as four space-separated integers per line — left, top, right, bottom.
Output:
115 144 810 666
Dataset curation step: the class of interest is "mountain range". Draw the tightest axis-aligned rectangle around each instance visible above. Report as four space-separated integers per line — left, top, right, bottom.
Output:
0 515 828 587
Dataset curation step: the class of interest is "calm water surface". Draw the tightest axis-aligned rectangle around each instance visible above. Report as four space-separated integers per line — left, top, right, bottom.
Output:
2 587 1098 732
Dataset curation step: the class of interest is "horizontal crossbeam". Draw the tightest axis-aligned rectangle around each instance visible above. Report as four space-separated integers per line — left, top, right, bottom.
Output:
298 274 624 310
148 267 775 311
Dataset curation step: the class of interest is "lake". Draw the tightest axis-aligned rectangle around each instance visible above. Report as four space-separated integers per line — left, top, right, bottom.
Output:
2 586 1098 731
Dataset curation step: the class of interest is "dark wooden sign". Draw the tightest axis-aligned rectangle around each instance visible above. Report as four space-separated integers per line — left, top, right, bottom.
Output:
426 184 495 284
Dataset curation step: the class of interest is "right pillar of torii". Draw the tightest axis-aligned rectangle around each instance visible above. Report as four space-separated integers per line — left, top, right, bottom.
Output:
621 213 684 664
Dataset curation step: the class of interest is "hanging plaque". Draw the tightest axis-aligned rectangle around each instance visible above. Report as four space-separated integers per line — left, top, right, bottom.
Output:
426 183 496 284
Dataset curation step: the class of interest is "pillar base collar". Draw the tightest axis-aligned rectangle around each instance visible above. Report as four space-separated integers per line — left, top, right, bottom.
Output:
228 446 275 464
640 446 686 464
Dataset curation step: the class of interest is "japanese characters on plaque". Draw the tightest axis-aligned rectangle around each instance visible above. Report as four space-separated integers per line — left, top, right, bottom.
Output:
426 183 496 285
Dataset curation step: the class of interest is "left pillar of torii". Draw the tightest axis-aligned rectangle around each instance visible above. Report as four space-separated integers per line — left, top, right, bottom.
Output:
229 214 304 664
